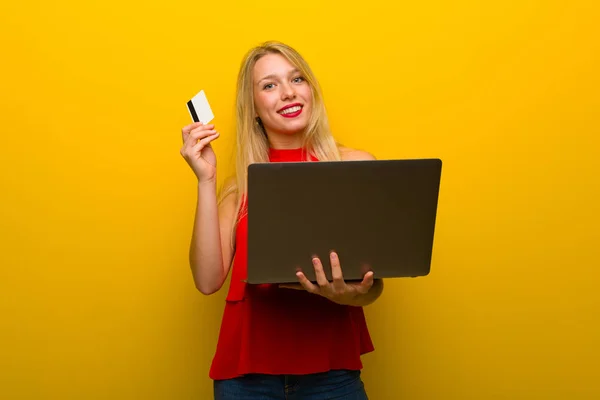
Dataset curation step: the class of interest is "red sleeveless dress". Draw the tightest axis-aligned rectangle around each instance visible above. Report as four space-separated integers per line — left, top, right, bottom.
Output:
209 147 374 380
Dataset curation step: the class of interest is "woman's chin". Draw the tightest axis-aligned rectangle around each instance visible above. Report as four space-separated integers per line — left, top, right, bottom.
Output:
271 124 308 136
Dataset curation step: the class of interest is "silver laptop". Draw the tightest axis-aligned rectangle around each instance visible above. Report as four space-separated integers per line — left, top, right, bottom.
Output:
245 158 443 284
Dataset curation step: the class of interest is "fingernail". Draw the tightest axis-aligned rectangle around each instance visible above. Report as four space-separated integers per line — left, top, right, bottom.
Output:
330 252 338 260
312 258 319 265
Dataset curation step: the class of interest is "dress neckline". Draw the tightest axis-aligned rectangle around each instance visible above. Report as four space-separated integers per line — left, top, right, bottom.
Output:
268 147 310 162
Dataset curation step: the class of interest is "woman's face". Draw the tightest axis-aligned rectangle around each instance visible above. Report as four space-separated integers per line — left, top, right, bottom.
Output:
253 53 313 137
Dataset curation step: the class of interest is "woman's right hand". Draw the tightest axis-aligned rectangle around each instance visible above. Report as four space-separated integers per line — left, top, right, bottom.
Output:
180 122 220 183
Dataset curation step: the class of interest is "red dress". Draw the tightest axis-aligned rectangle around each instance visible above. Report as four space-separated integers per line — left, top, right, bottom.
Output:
209 147 374 380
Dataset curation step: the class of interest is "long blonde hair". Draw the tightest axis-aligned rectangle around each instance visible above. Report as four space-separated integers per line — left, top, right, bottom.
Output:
220 41 341 236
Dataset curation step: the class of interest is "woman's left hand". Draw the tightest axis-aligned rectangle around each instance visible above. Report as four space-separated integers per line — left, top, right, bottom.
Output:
279 252 374 305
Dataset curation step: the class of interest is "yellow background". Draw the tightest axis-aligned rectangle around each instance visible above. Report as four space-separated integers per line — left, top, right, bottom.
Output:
1 0 599 398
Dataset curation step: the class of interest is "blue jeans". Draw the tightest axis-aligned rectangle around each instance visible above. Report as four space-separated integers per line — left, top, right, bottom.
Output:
214 369 368 400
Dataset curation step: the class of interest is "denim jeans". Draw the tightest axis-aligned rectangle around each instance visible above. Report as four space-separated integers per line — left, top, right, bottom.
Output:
213 369 368 400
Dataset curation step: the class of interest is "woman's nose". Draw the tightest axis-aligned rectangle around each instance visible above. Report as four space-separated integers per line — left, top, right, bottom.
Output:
281 83 296 100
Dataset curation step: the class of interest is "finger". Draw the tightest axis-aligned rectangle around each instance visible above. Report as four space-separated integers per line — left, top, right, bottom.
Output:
356 271 375 294
186 126 217 147
329 252 345 288
181 122 204 142
183 124 215 147
296 271 319 294
187 130 219 148
189 124 215 136
191 132 220 153
312 257 330 287
182 122 203 135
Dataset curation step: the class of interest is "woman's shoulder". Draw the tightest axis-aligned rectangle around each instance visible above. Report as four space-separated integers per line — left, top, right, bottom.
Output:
337 146 377 161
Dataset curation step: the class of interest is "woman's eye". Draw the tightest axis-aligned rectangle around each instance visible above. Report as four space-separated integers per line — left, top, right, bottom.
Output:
293 77 304 83
263 83 274 90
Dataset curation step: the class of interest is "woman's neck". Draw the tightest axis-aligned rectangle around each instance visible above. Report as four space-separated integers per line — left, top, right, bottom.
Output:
266 131 304 149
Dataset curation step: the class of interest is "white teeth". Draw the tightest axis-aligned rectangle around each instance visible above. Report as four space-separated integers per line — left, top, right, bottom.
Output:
280 105 301 115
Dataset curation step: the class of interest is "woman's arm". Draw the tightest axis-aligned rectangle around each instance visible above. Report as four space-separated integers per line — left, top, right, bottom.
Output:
188 177 237 295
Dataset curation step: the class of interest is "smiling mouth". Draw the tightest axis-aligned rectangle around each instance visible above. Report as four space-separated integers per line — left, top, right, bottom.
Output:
278 104 303 117
279 105 302 115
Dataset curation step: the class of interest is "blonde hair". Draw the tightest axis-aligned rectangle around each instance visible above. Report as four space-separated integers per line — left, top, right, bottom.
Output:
220 41 341 234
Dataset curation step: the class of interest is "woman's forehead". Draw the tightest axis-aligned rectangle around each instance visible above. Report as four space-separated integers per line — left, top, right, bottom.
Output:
254 54 297 80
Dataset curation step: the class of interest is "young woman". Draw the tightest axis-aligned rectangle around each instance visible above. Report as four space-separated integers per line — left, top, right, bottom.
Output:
180 41 384 399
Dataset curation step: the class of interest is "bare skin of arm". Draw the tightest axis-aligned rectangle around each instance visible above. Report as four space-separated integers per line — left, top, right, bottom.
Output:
188 177 237 294
180 122 238 295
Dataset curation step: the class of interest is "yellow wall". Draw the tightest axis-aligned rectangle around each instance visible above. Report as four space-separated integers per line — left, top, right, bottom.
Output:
1 0 598 398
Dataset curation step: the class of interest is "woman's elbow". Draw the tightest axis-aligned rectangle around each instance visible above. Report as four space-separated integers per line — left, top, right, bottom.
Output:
193 276 224 296
195 282 221 295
